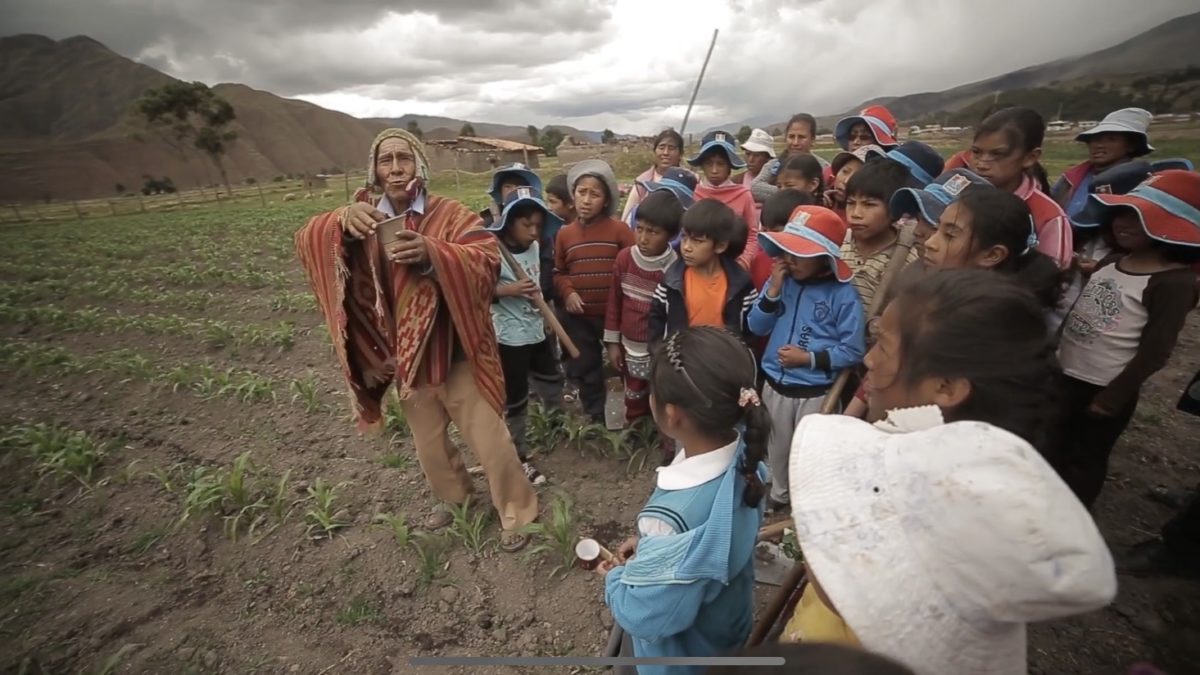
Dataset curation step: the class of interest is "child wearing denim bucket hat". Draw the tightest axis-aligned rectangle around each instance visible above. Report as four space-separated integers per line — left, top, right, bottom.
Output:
1053 108 1154 220
689 130 761 268
890 168 991 258
1058 170 1200 509
480 162 543 228
747 206 866 511
488 187 564 486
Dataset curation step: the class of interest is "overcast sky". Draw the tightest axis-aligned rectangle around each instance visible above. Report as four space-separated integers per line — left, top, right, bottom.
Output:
3 0 1197 133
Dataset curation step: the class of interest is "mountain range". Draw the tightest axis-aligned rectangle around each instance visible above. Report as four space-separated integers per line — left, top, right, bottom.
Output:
1 10 1198 202
707 10 1200 136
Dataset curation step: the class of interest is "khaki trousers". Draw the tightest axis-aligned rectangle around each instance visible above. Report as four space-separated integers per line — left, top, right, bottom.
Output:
400 361 538 530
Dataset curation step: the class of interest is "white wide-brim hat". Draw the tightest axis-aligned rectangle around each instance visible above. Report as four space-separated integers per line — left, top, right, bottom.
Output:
740 128 776 158
789 414 1117 675
1076 107 1154 157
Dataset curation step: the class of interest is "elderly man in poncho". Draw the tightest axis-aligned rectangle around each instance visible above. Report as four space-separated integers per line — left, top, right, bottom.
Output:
295 129 537 551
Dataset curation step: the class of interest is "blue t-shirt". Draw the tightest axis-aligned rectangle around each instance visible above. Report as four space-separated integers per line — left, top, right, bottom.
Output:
490 243 544 346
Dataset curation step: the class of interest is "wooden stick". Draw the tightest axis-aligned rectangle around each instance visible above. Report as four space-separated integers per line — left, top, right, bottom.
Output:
757 518 791 543
747 563 806 646
496 243 581 359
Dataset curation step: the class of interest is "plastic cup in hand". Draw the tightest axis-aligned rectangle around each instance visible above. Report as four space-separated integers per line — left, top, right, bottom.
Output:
576 538 613 570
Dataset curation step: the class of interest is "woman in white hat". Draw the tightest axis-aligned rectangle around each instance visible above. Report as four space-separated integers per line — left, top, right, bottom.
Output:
1052 107 1154 220
739 128 777 189
777 265 1113 667
781 269 1118 674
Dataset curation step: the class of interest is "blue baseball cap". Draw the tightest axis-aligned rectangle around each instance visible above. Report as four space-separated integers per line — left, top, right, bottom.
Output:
687 130 746 169
489 186 564 242
1071 161 1154 228
885 141 946 188
1150 158 1194 173
637 167 698 209
889 169 991 225
488 163 543 205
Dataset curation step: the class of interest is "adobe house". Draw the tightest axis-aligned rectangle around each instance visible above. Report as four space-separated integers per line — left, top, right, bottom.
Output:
426 137 544 173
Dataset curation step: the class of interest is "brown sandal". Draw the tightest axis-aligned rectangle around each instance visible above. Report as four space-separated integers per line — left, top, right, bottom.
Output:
500 530 530 553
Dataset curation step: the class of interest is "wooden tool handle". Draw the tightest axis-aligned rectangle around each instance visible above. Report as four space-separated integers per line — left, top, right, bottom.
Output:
747 563 807 646
496 244 581 359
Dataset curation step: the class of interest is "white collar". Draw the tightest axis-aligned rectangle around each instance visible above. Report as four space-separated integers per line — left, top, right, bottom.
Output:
872 405 944 434
376 190 426 218
655 438 739 490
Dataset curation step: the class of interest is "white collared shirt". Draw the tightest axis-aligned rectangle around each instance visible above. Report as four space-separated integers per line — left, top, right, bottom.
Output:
376 190 426 218
638 438 739 537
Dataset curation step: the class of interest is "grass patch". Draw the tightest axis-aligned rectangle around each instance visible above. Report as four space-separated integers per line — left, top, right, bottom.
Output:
127 525 169 556
335 595 383 626
380 452 414 470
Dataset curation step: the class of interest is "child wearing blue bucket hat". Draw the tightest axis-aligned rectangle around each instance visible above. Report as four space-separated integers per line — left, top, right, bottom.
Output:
488 186 564 486
480 163 543 229
890 169 992 258
689 130 761 268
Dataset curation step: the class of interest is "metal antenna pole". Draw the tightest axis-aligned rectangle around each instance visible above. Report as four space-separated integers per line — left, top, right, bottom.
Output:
680 29 718 136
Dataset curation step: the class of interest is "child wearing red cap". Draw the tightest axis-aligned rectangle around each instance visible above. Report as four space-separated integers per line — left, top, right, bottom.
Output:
747 206 866 510
834 105 900 152
1057 170 1200 509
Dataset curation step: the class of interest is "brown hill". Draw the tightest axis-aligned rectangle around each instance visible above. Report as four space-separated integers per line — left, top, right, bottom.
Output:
0 34 387 202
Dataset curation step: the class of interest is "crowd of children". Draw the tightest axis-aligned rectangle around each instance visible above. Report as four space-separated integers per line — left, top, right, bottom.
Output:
470 104 1200 674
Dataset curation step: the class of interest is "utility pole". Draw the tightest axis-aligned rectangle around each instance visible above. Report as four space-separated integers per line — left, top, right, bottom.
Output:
680 29 719 136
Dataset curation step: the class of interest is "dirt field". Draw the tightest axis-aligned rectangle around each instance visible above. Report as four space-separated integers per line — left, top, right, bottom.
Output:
1 150 1199 675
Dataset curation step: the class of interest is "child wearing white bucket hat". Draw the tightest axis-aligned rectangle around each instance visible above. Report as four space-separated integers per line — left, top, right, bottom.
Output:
785 411 1117 675
739 128 777 189
1052 108 1154 221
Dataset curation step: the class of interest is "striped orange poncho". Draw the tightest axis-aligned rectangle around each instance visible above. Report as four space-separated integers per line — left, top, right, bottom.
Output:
295 188 505 431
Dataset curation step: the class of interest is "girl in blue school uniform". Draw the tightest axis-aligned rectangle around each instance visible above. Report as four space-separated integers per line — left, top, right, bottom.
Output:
597 326 768 675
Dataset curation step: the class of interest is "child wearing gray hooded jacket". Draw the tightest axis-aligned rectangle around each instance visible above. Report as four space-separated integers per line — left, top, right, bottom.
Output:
553 160 636 423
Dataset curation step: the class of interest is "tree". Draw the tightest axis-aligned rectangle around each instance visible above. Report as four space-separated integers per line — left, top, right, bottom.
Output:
601 129 616 144
527 125 540 144
540 128 565 157
736 125 753 143
133 81 238 196
115 183 126 195
406 120 423 140
460 122 476 137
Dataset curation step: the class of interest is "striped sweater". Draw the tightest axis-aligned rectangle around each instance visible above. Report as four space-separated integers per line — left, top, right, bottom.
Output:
553 216 637 317
604 246 678 349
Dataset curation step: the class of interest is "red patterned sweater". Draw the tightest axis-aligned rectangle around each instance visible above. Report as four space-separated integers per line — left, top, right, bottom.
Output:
604 246 679 350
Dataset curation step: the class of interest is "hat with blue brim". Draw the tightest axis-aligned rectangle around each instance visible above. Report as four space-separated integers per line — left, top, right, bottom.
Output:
637 166 698 209
890 169 991 226
1085 170 1200 247
757 206 853 282
687 130 746 169
886 141 945 188
1071 161 1153 228
1150 158 1194 172
489 186 564 241
488 163 543 205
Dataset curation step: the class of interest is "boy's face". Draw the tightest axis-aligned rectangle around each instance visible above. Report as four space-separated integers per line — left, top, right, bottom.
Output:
784 254 827 280
701 153 732 185
498 179 526 202
1086 133 1135 170
506 210 544 249
634 219 672 258
847 122 875 150
546 193 573 221
573 176 608 221
845 193 893 241
834 160 862 190
680 231 727 268
785 123 813 154
778 170 818 195
745 151 771 176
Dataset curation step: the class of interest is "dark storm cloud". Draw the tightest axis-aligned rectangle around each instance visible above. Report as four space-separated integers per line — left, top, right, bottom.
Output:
1 0 1197 132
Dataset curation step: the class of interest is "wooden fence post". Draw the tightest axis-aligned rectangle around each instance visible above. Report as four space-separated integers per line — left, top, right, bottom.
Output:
256 182 266 207
343 172 350 201
72 201 83 220
453 151 462 191
138 196 147 213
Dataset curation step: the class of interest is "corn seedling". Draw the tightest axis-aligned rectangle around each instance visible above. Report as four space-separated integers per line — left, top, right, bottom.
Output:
222 372 277 404
521 493 578 579
127 525 169 556
289 374 322 413
201 321 237 349
304 478 349 539
3 423 112 487
373 513 411 548
411 532 450 587
527 403 569 453
380 452 414 470
178 466 225 527
565 421 609 456
384 397 407 441
448 498 493 557
266 469 294 523
335 595 383 626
